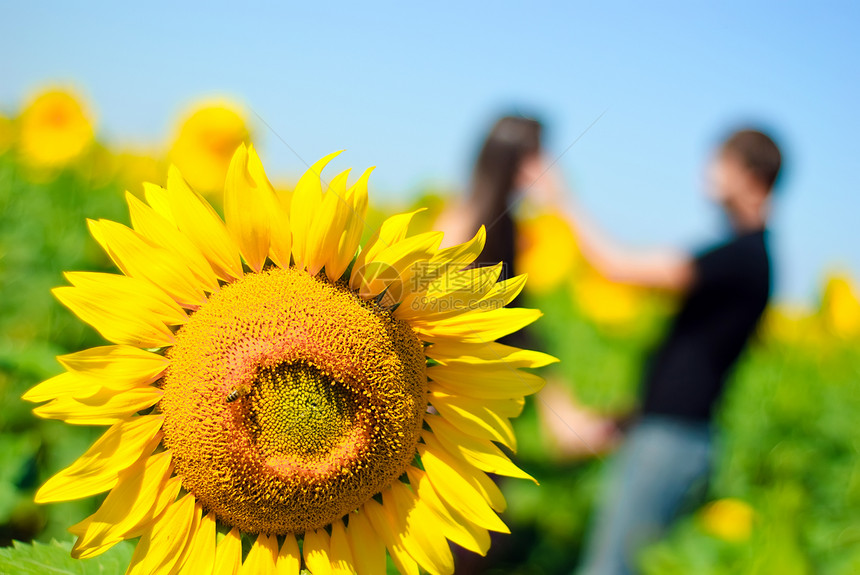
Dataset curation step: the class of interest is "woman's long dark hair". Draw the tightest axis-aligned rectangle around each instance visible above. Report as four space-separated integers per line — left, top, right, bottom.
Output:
468 115 542 279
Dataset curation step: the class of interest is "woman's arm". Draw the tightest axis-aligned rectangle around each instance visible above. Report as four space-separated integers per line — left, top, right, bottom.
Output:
568 206 695 291
524 155 695 293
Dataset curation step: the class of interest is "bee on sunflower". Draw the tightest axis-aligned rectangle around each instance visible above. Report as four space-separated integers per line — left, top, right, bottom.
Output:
24 145 555 574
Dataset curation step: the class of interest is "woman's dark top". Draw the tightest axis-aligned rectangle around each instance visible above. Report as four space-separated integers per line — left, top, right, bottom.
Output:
481 211 517 282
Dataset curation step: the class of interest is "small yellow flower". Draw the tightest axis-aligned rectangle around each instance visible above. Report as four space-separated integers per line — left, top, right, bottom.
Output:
517 212 580 293
820 273 860 340
699 498 755 543
19 89 94 167
25 145 554 574
168 103 250 195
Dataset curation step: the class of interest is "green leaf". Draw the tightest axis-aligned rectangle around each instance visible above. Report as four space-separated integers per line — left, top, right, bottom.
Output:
0 539 133 574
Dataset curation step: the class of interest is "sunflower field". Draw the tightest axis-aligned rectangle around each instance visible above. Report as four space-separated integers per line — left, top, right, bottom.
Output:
0 89 858 574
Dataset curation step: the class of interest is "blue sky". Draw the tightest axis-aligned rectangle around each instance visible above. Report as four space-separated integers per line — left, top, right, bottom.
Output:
1 1 857 303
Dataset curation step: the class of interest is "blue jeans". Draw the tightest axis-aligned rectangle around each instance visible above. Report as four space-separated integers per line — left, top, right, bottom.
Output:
577 415 713 575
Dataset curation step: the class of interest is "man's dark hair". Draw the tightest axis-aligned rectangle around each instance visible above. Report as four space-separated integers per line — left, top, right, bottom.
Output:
721 129 782 191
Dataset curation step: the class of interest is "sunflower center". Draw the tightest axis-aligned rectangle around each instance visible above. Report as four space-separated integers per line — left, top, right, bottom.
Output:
160 267 427 535
250 362 356 460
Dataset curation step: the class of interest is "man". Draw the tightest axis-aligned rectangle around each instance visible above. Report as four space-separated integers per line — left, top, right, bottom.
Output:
533 128 782 574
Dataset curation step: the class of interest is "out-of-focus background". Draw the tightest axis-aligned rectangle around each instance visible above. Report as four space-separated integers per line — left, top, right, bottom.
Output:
1 2 859 574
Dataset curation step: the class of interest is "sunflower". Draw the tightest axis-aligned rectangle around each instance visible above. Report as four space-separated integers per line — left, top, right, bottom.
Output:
25 145 554 574
572 270 644 330
169 104 250 196
516 212 580 294
19 89 94 167
820 273 860 340
0 113 13 155
760 305 819 347
698 498 755 543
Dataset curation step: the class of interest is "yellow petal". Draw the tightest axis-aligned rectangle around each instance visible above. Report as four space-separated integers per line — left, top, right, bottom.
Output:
435 226 487 270
413 307 542 343
49 289 170 348
35 416 163 502
172 501 203 575
305 169 351 276
276 533 300 575
70 451 175 559
429 391 517 451
242 147 292 270
88 219 208 307
427 363 545 399
423 263 501 300
353 231 443 301
51 276 180 348
303 529 333 575
405 466 490 556
63 271 186 325
404 225 488 296
127 191 219 293
143 182 175 224
425 340 558 369
291 151 343 270
393 226 488 312
326 167 372 282
176 508 216 574
58 345 168 386
349 209 423 291
33 386 163 425
166 165 243 281
330 518 357 575
125 492 197 575
267 185 293 269
383 481 454 575
225 144 277 273
418 437 508 532
419 433 509 516
124 475 184 540
23 371 103 403
396 263 502 322
425 415 535 481
73 478 183 560
214 527 243 575
174 501 205 574
363 499 419 575
346 510 385 575
240 533 279 575
472 273 528 313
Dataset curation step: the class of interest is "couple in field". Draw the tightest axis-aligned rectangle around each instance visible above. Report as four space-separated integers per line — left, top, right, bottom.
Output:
438 116 782 574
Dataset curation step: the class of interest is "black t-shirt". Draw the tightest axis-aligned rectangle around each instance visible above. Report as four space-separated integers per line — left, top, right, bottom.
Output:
641 229 771 421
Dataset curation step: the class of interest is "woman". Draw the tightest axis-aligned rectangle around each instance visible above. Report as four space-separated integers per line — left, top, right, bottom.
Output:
436 114 542 282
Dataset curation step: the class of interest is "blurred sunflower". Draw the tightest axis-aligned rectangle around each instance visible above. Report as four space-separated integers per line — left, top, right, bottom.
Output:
516 212 580 294
698 498 755 543
572 270 644 329
169 104 250 195
0 113 13 154
760 305 818 347
24 145 553 574
114 150 164 192
820 273 860 340
19 89 94 167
